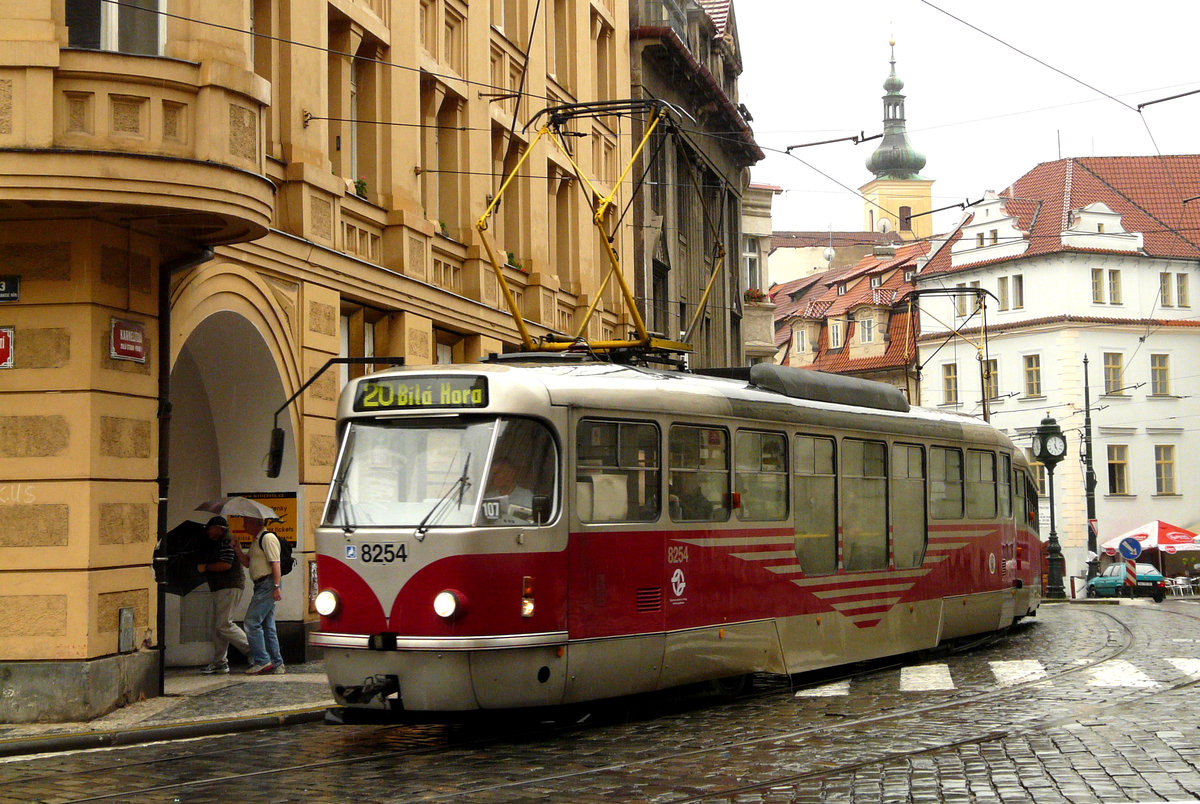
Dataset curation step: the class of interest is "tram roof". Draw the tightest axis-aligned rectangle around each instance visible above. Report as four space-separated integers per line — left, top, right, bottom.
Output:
371 359 997 436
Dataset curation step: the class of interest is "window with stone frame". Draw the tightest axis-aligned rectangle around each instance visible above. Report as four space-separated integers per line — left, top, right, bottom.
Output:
1150 354 1170 396
1107 444 1129 495
1023 354 1042 397
1155 445 1176 495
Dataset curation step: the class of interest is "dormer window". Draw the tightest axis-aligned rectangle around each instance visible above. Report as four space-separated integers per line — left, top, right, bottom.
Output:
830 321 842 349
904 270 915 282
870 276 882 288
837 284 846 296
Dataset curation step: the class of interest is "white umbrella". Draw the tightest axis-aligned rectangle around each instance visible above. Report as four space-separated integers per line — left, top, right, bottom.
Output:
191 496 279 522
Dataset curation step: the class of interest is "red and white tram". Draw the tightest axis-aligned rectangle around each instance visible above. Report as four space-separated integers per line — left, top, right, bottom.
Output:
310 357 1042 713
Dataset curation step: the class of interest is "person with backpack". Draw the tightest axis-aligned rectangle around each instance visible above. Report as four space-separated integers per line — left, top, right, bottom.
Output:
232 519 286 675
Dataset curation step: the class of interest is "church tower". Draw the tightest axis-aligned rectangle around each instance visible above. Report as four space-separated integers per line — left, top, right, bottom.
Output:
860 42 933 240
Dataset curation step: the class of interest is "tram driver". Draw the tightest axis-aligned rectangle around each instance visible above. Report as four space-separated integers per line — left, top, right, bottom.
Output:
484 455 537 523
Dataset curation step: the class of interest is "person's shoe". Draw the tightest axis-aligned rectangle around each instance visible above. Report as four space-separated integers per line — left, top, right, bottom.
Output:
201 661 229 675
272 664 287 675
245 663 274 675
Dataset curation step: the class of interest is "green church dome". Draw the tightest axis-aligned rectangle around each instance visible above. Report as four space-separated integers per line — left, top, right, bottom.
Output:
866 43 926 181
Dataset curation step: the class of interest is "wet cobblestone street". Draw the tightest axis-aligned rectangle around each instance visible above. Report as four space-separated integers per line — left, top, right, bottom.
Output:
3 601 1200 803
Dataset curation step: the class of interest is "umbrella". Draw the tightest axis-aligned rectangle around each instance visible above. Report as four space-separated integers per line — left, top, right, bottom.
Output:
192 496 279 522
156 520 209 596
1100 520 1200 555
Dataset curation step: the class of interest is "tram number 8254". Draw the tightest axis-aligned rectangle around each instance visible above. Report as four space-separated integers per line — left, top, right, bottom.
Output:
361 543 408 563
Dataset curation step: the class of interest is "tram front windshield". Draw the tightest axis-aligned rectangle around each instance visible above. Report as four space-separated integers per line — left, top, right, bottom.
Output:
323 416 557 529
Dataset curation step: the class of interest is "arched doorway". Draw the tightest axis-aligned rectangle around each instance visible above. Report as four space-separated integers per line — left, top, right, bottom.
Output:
163 310 298 666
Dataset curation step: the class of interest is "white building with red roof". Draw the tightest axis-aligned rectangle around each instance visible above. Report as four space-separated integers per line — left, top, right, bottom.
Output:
915 156 1200 583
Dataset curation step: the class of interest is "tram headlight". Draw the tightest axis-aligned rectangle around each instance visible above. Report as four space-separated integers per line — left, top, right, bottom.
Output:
314 589 339 617
433 589 467 619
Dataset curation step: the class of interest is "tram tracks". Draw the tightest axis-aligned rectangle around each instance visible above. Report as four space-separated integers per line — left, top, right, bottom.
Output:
12 604 1195 803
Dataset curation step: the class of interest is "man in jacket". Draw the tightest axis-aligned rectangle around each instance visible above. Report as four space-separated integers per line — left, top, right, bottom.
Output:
197 516 250 674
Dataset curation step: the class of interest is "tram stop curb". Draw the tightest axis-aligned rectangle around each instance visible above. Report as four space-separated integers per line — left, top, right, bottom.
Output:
0 706 328 759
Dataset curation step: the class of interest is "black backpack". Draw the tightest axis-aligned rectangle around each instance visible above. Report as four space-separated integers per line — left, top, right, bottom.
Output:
261 530 296 576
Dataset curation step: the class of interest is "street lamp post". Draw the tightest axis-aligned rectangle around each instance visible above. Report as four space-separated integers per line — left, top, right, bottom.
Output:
1032 415 1068 599
1083 355 1099 579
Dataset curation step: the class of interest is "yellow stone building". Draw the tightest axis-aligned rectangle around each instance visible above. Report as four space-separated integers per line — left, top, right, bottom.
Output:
0 0 635 721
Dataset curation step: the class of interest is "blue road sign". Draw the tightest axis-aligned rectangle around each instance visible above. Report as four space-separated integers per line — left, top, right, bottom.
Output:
1118 536 1142 560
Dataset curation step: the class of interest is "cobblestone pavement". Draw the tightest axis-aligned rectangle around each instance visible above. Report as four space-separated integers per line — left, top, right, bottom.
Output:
3 600 1200 803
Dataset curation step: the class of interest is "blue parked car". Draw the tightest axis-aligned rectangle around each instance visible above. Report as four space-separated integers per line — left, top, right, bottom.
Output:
1086 562 1166 602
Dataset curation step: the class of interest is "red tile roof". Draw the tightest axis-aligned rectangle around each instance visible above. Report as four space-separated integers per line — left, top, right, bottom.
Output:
771 231 901 250
808 307 919 375
697 0 731 36
922 156 1200 278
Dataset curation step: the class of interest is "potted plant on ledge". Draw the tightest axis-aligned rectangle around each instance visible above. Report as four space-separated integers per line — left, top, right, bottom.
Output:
744 287 767 303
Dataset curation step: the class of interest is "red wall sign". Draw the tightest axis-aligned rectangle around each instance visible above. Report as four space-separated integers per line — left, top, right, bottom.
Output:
0 326 12 369
110 318 147 363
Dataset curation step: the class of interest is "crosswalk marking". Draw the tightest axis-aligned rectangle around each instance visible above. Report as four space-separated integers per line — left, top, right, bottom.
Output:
900 664 955 691
989 659 1048 686
795 680 850 697
1166 657 1200 678
789 657 1200 701
1086 659 1158 688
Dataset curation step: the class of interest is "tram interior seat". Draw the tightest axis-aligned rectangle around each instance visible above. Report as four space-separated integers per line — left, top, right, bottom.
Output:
576 473 628 522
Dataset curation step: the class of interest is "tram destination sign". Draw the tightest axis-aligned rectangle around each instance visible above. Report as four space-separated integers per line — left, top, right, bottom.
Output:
354 375 488 411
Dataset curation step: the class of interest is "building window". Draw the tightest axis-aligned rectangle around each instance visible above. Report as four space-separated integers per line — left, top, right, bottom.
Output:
942 363 958 405
1103 352 1124 394
1108 269 1122 304
976 233 985 248
998 276 1009 310
899 206 912 231
1092 268 1105 303
1160 272 1173 307
1155 445 1176 495
837 283 847 296
1024 354 1042 397
743 236 760 292
830 321 842 349
904 269 915 282
1178 274 1190 308
989 229 999 245
859 314 874 343
1097 222 1105 233
792 327 806 355
1026 449 1045 496
955 283 968 317
1107 444 1128 495
870 275 882 288
1150 354 1170 396
67 0 163 55
983 359 999 401
1012 274 1023 309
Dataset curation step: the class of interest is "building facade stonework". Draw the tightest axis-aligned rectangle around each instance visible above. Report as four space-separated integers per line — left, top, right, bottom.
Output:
0 0 640 720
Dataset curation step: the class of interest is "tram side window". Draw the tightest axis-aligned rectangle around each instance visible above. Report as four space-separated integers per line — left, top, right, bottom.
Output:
842 439 888 571
669 425 729 522
575 419 660 523
735 431 788 521
794 435 836 575
930 447 964 519
999 454 1013 519
966 450 997 519
1025 473 1040 535
1013 468 1025 524
892 444 926 569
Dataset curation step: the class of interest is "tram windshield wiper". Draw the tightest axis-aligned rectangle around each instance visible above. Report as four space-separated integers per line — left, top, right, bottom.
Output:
329 428 358 534
415 453 471 540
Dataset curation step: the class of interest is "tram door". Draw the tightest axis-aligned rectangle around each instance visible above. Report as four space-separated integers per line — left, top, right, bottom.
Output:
567 417 665 698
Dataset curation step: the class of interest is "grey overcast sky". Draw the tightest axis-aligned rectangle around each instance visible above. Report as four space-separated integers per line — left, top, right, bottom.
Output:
734 0 1200 236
